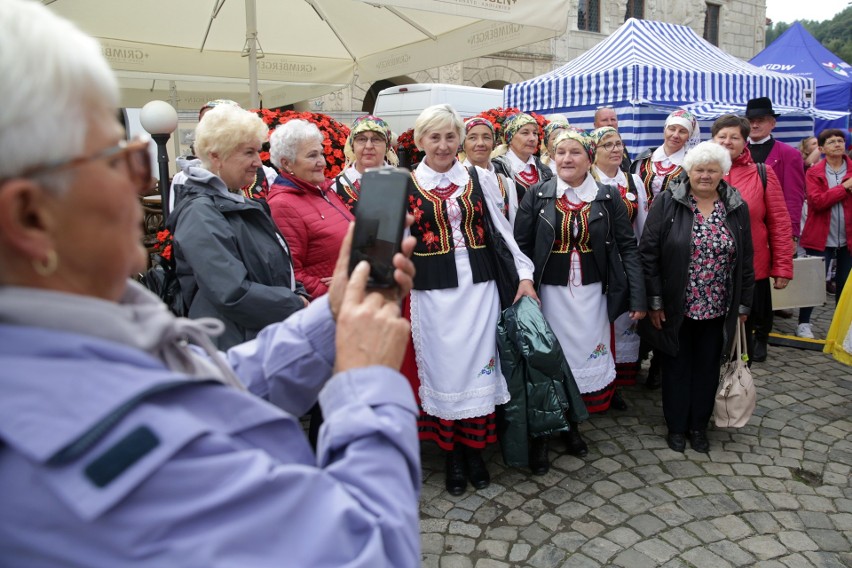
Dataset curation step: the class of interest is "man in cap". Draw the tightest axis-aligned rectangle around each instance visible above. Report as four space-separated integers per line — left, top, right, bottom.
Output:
744 97 804 348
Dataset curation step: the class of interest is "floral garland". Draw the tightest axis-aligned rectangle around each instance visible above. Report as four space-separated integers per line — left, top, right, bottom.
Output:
255 108 350 178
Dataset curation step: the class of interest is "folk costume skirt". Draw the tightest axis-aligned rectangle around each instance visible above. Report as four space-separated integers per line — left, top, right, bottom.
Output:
540 255 616 413
408 247 510 449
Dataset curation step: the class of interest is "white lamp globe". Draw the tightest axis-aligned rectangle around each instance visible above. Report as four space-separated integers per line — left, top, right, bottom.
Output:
140 100 178 135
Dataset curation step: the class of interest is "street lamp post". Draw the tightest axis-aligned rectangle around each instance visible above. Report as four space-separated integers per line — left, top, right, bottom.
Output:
140 100 178 223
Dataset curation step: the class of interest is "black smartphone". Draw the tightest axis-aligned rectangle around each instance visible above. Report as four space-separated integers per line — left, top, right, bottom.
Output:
348 168 411 288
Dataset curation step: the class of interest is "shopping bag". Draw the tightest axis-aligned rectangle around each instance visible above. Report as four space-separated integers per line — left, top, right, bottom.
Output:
714 320 756 428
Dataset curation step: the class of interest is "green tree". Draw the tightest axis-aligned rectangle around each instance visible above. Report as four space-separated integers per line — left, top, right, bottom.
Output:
766 6 852 64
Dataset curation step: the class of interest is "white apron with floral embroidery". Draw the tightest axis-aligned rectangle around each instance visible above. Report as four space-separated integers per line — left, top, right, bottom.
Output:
410 247 510 420
540 272 615 394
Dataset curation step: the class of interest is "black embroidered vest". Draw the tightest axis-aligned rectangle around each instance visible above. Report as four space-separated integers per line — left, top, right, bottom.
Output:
407 175 495 290
541 195 601 286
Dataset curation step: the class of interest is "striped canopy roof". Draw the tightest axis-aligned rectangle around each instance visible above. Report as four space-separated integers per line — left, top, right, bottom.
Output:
505 18 815 114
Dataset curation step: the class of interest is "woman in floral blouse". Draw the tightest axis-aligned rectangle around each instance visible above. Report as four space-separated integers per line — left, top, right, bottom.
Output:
638 141 754 454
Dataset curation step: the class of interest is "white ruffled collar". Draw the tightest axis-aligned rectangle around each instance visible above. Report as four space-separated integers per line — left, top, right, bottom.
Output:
594 166 627 187
651 145 686 166
462 158 495 173
556 172 598 202
414 159 469 190
506 149 536 176
341 165 362 184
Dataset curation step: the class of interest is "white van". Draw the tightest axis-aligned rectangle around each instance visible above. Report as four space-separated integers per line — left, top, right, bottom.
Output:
373 83 504 135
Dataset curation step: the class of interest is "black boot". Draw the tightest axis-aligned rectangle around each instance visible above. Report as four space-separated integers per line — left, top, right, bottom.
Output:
645 353 662 390
529 436 550 475
563 421 588 457
445 446 466 496
610 389 628 410
752 338 768 363
688 430 710 453
464 447 490 490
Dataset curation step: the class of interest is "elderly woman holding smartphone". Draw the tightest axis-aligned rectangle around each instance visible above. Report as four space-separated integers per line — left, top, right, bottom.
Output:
408 104 537 496
639 141 754 454
0 1 422 564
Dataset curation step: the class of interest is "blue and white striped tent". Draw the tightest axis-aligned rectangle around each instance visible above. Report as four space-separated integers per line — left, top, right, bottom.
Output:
504 18 823 155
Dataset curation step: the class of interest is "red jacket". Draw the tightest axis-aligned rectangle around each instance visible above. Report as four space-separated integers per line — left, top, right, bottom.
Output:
267 173 354 298
724 149 793 281
800 155 852 252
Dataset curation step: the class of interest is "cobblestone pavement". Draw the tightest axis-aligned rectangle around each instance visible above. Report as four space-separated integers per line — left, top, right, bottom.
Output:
418 304 852 567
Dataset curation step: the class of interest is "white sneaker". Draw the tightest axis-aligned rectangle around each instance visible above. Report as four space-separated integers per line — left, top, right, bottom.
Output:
796 323 814 339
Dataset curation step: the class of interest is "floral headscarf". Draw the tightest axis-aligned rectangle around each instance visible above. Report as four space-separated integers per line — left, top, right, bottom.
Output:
464 116 495 136
665 109 701 152
501 112 538 146
590 126 622 161
544 119 571 146
552 129 595 162
344 114 398 166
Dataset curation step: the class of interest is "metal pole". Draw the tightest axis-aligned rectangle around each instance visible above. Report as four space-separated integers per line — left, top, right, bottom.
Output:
169 82 181 160
153 133 172 224
246 0 259 108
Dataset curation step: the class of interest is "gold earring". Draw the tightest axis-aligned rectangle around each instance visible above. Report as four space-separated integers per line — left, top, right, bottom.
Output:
32 250 59 277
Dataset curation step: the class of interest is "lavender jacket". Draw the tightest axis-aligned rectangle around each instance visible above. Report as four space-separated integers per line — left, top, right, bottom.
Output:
0 298 421 567
763 138 806 239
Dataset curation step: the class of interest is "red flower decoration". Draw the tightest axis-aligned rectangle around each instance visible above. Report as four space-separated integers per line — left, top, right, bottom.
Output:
253 108 350 178
395 128 424 169
154 229 174 262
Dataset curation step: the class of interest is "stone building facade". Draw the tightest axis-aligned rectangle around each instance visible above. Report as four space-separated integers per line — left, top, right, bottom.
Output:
302 0 768 120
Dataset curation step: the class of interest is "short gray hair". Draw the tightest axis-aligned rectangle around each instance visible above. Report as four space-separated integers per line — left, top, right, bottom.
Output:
0 0 119 193
414 104 464 150
269 120 324 168
682 140 732 174
194 105 267 170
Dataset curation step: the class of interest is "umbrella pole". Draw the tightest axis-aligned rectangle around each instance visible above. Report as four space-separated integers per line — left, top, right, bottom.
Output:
245 0 259 109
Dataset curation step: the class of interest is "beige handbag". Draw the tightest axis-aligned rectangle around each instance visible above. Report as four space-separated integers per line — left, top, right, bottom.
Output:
714 320 756 428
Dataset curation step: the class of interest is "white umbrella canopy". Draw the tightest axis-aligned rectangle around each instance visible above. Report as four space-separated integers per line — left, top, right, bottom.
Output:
46 0 571 111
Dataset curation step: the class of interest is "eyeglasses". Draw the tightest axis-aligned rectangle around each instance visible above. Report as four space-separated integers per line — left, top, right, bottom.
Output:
9 136 152 191
600 141 624 152
353 135 387 146
822 138 845 146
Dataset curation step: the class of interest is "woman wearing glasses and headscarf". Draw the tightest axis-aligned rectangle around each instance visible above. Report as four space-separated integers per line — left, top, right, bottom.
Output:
168 105 309 349
334 114 398 212
592 126 648 395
